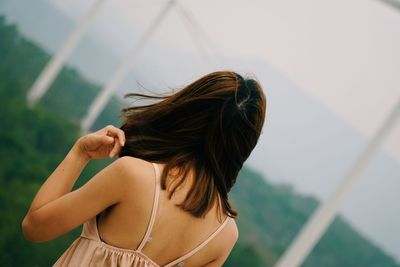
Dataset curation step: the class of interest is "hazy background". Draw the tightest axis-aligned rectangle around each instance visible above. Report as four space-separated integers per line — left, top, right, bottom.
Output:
1 0 399 262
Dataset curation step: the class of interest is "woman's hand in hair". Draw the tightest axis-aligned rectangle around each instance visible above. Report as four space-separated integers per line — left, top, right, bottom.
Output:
76 125 126 160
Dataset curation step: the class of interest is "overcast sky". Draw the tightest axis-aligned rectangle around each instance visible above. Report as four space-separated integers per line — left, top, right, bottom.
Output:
50 0 400 163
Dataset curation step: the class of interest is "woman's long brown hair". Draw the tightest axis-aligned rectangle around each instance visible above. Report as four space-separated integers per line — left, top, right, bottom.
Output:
119 71 266 219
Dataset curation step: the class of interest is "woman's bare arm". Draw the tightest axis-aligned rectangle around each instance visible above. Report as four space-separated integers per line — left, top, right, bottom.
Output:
22 125 125 242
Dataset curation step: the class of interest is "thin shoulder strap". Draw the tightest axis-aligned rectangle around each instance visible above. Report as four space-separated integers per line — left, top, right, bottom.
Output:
164 216 231 267
136 162 161 251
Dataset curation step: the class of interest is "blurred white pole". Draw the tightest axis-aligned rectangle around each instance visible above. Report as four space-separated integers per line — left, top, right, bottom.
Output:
175 2 225 65
80 0 175 133
175 3 209 60
274 98 400 267
27 0 106 107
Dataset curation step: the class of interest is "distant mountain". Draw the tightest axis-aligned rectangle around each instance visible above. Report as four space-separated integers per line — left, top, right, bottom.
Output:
0 16 399 266
227 168 399 266
0 7 122 130
0 0 121 85
237 58 400 260
0 0 160 92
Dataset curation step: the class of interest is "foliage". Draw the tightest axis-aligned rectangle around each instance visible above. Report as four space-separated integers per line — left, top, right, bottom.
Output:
226 168 399 267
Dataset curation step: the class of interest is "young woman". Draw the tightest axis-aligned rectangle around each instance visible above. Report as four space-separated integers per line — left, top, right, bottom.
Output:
22 71 267 267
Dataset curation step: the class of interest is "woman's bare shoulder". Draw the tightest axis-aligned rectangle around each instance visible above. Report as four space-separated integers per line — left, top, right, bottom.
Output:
204 218 239 266
113 156 152 172
223 217 239 248
110 156 157 192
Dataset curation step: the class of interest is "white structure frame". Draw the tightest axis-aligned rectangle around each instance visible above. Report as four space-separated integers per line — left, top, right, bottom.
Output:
27 0 106 107
274 99 400 267
80 0 176 133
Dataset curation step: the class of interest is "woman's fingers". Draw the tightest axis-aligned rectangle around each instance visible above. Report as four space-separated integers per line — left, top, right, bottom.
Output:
100 135 114 145
104 125 125 146
83 125 125 158
109 138 121 158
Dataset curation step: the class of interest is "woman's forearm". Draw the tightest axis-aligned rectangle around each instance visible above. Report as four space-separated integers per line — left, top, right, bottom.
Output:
27 142 89 213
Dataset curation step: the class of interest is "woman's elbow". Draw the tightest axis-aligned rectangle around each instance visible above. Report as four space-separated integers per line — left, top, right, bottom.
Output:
21 214 48 243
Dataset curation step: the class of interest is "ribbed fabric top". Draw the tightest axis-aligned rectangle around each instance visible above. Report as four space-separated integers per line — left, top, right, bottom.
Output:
53 162 230 267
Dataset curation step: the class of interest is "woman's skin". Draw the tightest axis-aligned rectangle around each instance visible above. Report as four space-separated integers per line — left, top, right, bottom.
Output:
22 125 238 266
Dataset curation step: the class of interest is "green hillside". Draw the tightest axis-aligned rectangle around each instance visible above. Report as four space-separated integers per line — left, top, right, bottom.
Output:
0 16 121 130
0 16 398 266
227 168 399 267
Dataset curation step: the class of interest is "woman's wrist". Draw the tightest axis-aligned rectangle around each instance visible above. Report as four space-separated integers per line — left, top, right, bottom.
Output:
69 139 91 165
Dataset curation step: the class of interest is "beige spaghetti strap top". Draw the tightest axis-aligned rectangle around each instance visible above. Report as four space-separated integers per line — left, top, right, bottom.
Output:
53 162 230 267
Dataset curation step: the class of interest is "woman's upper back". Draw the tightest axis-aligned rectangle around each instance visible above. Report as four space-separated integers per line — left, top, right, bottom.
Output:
96 156 238 267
